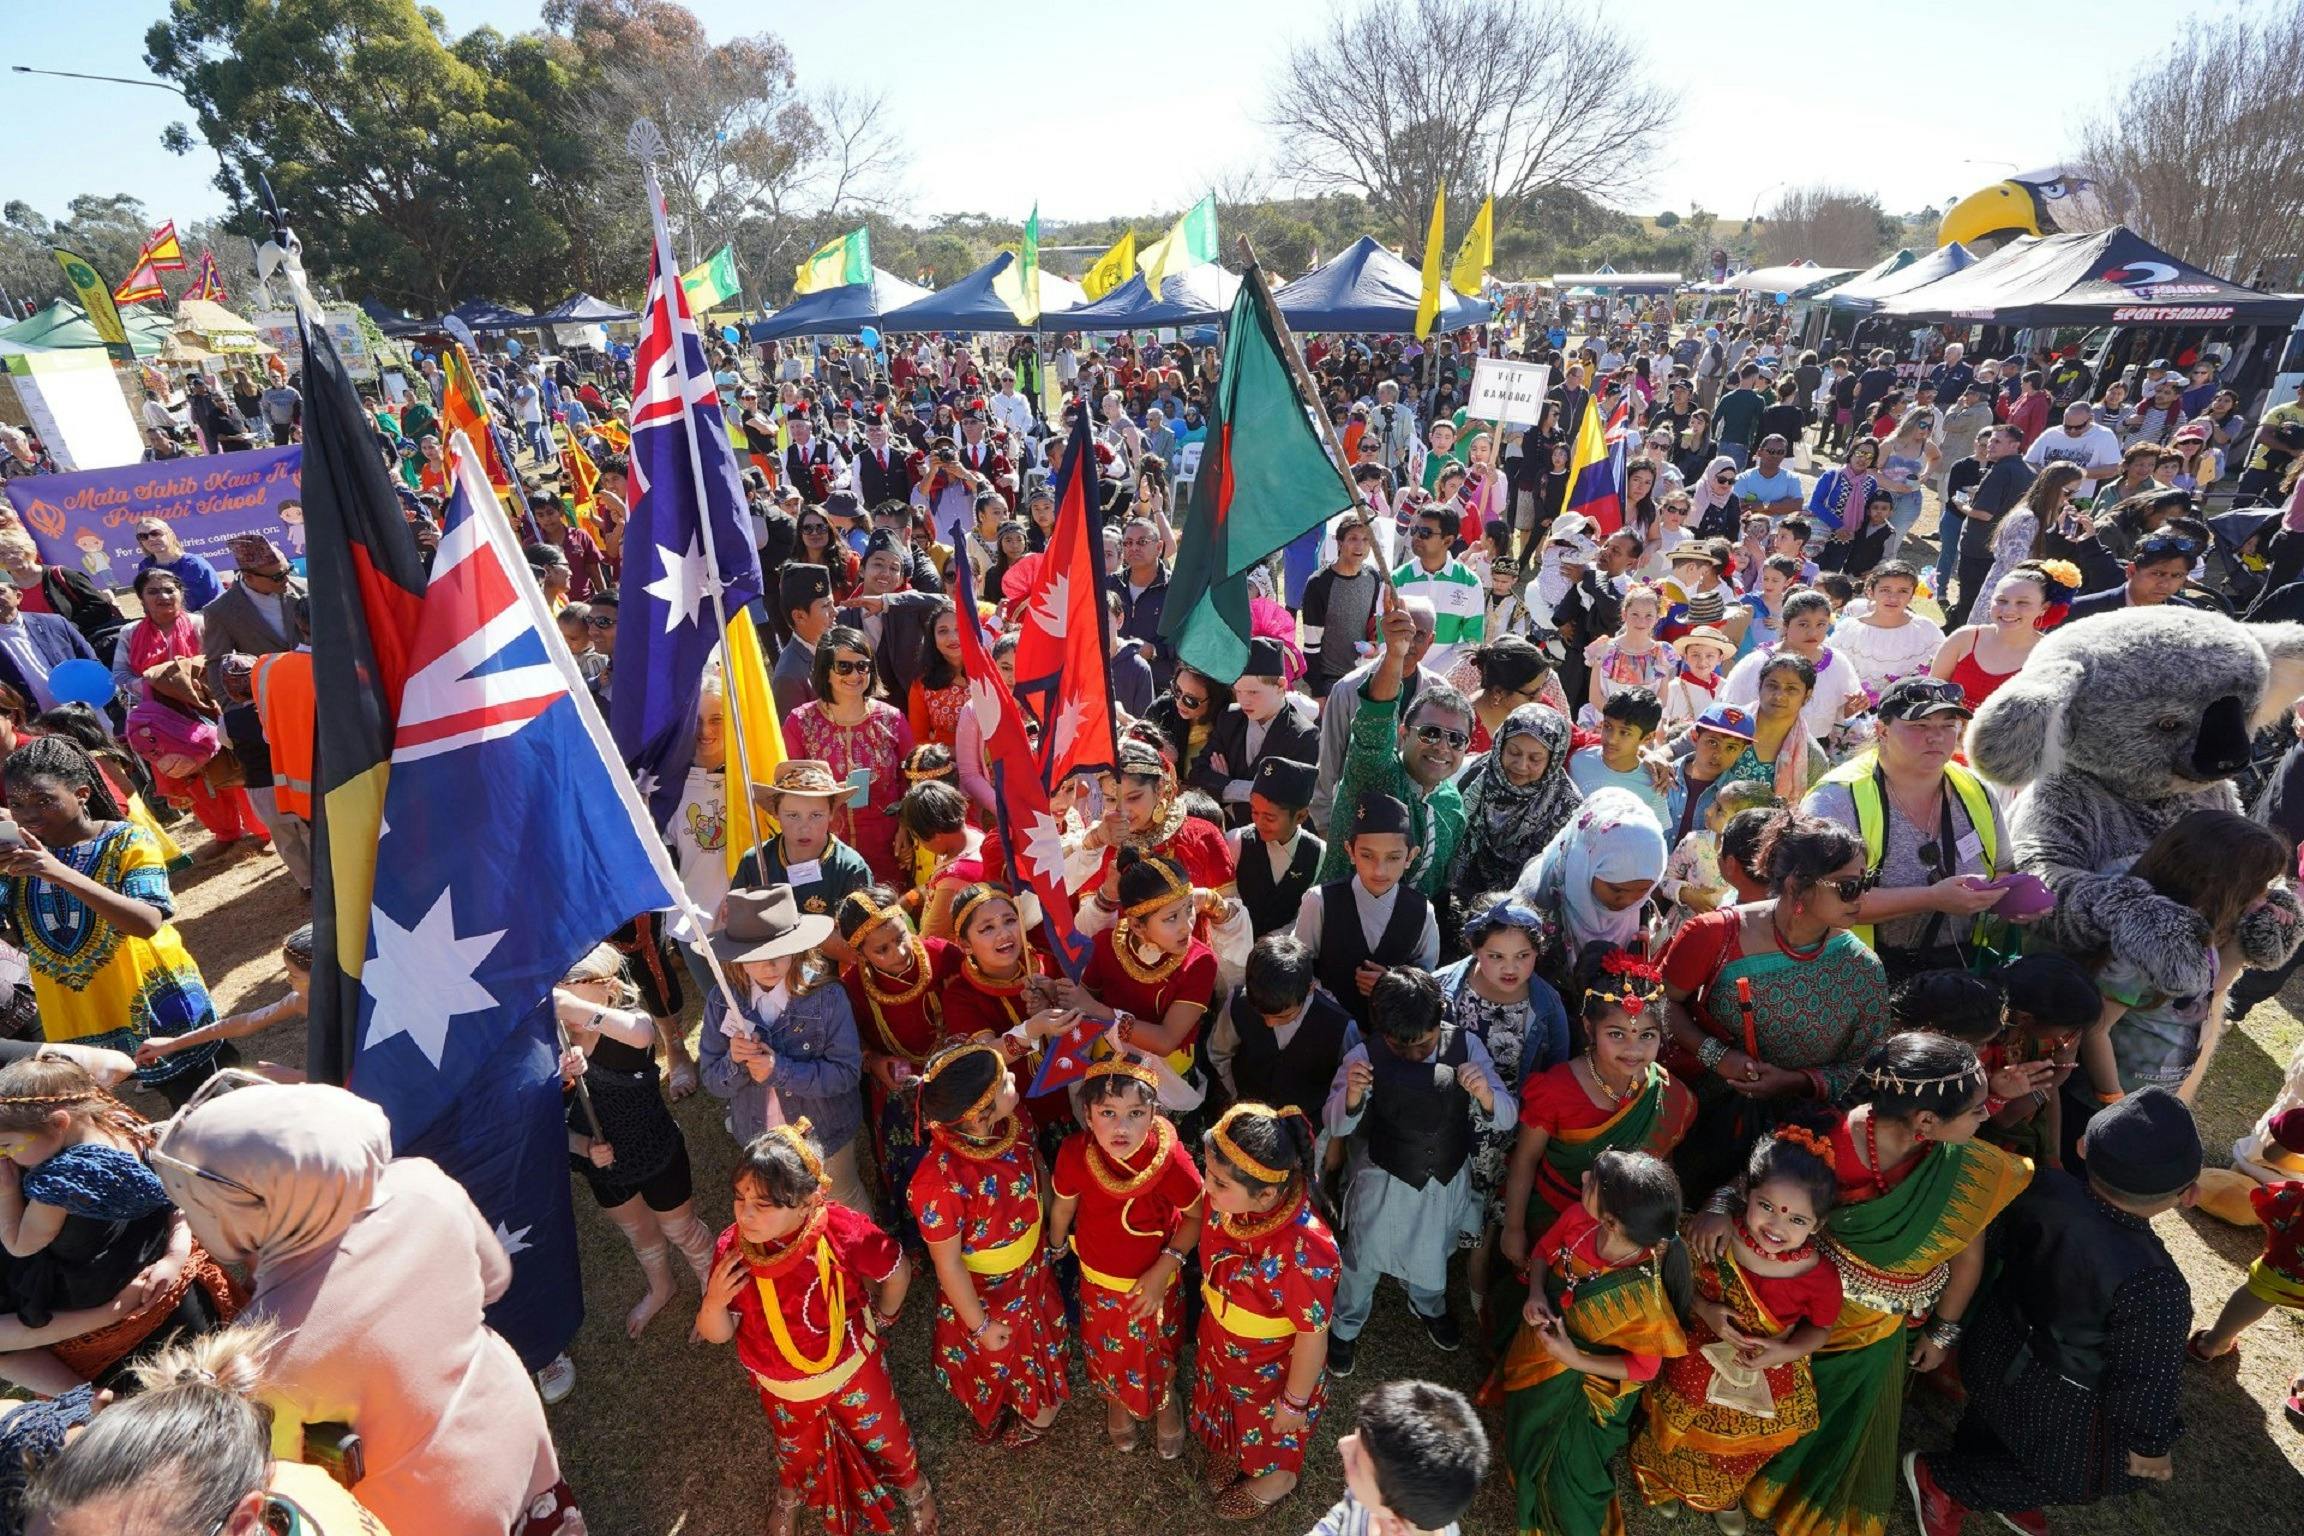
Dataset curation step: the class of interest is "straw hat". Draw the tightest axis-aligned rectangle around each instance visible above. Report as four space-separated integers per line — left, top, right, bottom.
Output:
768 760 846 800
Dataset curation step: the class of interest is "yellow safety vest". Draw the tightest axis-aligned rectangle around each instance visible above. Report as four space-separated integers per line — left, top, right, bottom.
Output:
1814 748 2000 953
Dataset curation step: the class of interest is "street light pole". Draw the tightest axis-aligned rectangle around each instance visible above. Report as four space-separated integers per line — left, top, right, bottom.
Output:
8 65 235 198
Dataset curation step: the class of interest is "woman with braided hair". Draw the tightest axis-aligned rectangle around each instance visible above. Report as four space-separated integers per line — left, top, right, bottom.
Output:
1688 1032 2032 1536
0 736 222 1106
696 1124 935 1536
1192 1102 1339 1522
906 1042 1070 1447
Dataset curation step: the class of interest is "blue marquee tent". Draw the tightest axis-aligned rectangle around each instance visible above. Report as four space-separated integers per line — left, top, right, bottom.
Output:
1828 243 1978 312
447 298 540 332
1064 264 1241 332
749 268 932 341
539 293 638 323
1273 237 1492 332
875 252 1086 335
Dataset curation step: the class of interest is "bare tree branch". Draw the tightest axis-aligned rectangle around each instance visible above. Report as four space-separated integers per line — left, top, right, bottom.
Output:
1759 187 1899 267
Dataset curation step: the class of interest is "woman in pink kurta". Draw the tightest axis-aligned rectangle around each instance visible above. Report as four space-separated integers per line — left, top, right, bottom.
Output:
149 1080 578 1536
788 626 916 882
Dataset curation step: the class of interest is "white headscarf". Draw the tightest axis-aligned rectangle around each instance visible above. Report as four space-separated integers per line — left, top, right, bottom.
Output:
1513 787 1668 953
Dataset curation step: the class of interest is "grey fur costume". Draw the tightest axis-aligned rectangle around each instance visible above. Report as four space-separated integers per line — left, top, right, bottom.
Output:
1966 605 2304 999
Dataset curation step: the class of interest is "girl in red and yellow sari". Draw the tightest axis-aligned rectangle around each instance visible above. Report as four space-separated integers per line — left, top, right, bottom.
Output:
907 1042 1071 1446
1076 738 1238 944
696 1123 937 1536
1631 1122 1844 1530
1496 1149 1691 1536
939 884 1076 1139
1047 1058 1205 1457
1193 1103 1338 1523
1063 851 1219 1117
1694 1033 2030 1536
837 887 965 1244
1500 952 1695 1281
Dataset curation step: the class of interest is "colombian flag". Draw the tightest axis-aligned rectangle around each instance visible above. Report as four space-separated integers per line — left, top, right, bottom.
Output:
1559 393 1624 537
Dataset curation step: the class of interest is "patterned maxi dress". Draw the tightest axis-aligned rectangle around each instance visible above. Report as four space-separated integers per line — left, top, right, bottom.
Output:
907 1119 1070 1432
1051 1119 1204 1419
1192 1190 1340 1482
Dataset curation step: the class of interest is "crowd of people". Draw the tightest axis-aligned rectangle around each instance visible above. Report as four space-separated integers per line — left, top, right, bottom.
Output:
0 291 2298 1536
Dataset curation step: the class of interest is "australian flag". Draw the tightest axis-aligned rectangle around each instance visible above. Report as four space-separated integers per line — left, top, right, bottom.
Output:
609 237 763 831
353 435 682 1367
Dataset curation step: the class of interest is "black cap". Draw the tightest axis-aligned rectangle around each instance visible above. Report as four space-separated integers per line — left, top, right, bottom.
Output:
1243 636 1287 679
1876 677 1973 722
779 563 832 612
1252 757 1317 810
863 527 902 561
2083 1087 2202 1198
1350 791 1412 839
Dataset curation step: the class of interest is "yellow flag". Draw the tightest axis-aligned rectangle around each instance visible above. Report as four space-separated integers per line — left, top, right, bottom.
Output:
720 608 789 874
1082 232 1136 299
1451 196 1494 298
1414 182 1447 339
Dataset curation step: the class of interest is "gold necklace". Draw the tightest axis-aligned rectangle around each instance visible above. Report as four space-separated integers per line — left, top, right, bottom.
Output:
1085 1117 1175 1199
862 936 933 1010
1218 1185 1302 1241
961 952 1029 995
1113 922 1186 985
939 1115 1020 1162
741 1199 829 1275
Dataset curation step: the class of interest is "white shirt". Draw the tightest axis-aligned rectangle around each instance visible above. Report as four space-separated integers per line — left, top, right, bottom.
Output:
1292 877 1440 971
990 389 1035 438
2024 422 2121 477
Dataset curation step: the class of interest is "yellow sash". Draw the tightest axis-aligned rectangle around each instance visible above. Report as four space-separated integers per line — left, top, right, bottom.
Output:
1201 1279 1295 1340
963 1215 1044 1276
1072 1237 1174 1294
752 1343 870 1403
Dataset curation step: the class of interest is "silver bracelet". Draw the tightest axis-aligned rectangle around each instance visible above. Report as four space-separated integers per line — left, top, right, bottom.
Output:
1696 1037 1729 1072
1925 1316 1964 1349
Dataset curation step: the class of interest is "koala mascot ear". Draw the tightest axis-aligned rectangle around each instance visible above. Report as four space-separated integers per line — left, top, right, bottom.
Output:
2250 623 2304 732
1967 654 2085 788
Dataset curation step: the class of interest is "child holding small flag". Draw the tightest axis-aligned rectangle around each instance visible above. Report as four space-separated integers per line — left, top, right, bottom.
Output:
1061 851 1219 1116
1047 1056 1204 1457
909 1042 1072 1446
697 1125 937 1536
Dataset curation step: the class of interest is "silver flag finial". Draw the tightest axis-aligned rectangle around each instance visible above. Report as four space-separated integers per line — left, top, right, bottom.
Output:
626 118 666 166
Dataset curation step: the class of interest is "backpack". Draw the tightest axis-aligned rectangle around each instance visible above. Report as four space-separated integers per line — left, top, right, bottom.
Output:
123 696 221 781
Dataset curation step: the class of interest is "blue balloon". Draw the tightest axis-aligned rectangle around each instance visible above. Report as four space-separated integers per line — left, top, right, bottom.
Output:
858 326 881 349
48 659 114 708
721 325 741 345
1774 292 1790 304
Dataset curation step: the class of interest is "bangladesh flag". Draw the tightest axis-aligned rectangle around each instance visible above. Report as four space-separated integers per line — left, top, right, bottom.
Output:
1161 267 1357 681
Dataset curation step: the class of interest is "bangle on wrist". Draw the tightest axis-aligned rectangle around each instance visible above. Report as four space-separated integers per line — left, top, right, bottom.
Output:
970 1314 993 1339
1160 1245 1189 1267
1696 1037 1728 1072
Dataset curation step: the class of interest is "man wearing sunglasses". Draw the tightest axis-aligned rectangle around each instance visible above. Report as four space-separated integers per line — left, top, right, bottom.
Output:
1804 677 2012 982
131 517 223 611
1315 582 1469 904
1388 511 1483 676
2060 515 2209 626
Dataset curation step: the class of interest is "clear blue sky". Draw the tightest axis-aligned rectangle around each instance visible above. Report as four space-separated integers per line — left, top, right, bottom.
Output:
0 0 2255 235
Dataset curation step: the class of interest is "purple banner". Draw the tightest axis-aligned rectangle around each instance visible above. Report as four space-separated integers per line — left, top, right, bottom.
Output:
3 447 302 588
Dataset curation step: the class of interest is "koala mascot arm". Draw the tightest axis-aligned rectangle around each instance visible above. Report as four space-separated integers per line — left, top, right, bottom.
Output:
1967 611 2304 1000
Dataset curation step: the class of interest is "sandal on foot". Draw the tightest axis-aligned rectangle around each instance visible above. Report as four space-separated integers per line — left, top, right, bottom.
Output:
1201 1454 1240 1496
765 1489 803 1536
1002 1408 1060 1448
1156 1406 1187 1461
2186 1330 2236 1365
1106 1402 1140 1452
1214 1481 1287 1522
902 1479 939 1536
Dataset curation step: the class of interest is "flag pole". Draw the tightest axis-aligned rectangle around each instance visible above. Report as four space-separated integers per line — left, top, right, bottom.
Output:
628 120 776 1032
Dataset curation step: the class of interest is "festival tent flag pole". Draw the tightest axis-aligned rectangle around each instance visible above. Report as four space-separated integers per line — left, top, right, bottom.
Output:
50 249 132 354
111 220 186 305
1160 239 1360 683
993 202 1043 326
681 244 742 314
1414 182 1448 340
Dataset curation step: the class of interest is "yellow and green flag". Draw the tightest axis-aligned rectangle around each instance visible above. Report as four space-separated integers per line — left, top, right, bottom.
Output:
1138 194 1218 301
793 227 871 295
993 204 1042 325
1082 231 1136 299
681 246 742 312
51 248 129 349
1414 183 1447 339
1451 196 1494 298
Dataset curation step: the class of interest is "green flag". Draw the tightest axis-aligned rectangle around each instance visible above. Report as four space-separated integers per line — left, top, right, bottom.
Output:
681 245 741 312
994 204 1042 324
1137 193 1218 301
793 227 871 295
1160 265 1356 681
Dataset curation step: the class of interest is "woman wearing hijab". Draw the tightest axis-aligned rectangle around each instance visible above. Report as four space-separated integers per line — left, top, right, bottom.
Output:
1510 787 1668 992
147 1078 579 1536
1687 455 1745 543
1448 704 1581 898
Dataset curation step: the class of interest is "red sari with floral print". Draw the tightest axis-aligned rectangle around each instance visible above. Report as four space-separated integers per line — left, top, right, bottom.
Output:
1052 1120 1204 1419
906 1120 1071 1431
1191 1190 1340 1481
715 1206 922 1536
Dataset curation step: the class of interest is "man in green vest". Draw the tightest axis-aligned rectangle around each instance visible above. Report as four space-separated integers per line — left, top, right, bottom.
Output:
1801 677 2010 982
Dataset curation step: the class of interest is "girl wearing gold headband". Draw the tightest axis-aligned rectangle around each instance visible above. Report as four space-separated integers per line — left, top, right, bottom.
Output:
1058 851 1218 1116
907 1042 1071 1446
1047 1057 1204 1457
938 884 1079 1139
697 1125 936 1536
1075 739 1238 943
1192 1103 1338 1522
837 886 966 1244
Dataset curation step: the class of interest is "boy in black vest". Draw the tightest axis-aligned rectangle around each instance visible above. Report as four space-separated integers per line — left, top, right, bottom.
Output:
1209 932 1353 1119
1321 967 1513 1378
1905 1087 2199 1536
1228 757 1324 940
1295 792 1439 1026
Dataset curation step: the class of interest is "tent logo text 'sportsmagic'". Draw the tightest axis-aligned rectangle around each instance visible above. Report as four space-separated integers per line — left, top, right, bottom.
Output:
2112 305 2235 322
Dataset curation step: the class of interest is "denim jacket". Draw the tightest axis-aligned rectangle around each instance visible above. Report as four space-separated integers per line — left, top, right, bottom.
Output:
700 979 863 1152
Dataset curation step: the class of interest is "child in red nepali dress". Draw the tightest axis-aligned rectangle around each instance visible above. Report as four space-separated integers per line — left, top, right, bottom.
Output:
1632 1122 1844 1531
1194 1102 1340 1523
1048 1057 1205 1456
908 1041 1072 1445
838 888 966 1244
696 1124 936 1536
939 883 1078 1140
1496 1150 1691 1536
1500 952 1696 1278
1061 850 1220 1116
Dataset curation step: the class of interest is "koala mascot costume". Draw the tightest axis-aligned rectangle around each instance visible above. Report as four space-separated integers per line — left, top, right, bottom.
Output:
1967 605 2304 1180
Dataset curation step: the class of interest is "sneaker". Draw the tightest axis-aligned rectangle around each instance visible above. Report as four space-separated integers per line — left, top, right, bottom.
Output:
1417 1306 1463 1353
1327 1333 1358 1378
536 1352 576 1405
1902 1451 1967 1536
1993 1512 2048 1536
